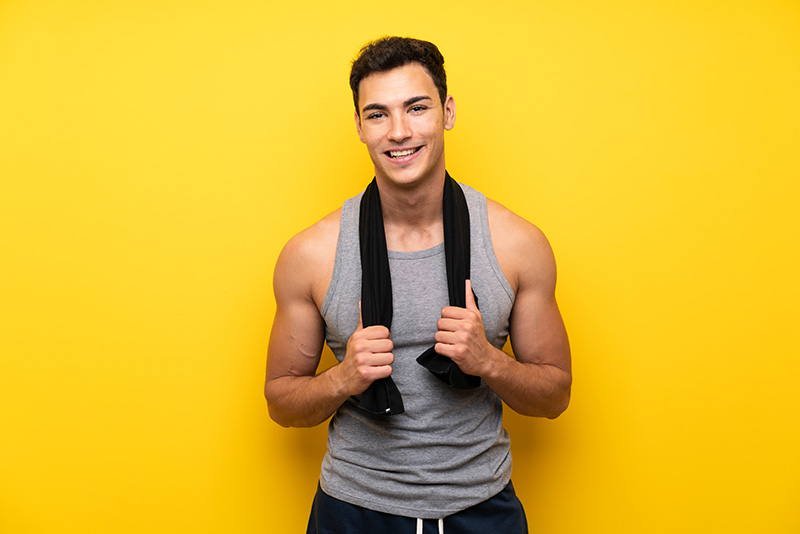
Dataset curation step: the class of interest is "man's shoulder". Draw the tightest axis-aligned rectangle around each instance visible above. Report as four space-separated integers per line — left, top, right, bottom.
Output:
485 198 549 247
484 197 556 291
274 208 342 307
282 208 342 260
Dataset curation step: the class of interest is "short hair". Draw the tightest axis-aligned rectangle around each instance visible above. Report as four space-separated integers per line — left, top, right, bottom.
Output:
350 36 447 116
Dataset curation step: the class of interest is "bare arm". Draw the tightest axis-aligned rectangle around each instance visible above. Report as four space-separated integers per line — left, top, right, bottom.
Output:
433 203 571 418
264 217 396 427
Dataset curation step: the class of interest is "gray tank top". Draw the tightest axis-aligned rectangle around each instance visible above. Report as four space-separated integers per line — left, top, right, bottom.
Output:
319 183 515 519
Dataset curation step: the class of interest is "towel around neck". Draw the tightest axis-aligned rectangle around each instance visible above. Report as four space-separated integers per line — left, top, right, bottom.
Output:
357 172 481 416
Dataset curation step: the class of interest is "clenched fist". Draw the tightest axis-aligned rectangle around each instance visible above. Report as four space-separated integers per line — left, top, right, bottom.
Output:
433 280 493 378
337 304 395 396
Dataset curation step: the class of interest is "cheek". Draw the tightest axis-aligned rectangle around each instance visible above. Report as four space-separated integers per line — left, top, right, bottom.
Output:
362 128 384 147
363 135 385 158
422 118 443 136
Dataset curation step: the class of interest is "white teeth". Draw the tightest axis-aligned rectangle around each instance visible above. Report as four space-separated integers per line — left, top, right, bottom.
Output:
389 148 416 158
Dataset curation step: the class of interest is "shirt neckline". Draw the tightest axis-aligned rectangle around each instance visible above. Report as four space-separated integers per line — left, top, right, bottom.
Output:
387 241 445 259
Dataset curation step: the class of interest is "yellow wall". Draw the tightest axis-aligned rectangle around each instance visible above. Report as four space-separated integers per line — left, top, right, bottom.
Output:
2 1 798 532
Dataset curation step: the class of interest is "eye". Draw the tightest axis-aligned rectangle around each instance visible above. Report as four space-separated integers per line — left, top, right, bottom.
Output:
366 112 385 120
409 105 427 113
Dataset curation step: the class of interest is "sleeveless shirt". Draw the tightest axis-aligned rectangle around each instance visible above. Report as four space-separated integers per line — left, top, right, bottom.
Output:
318 183 516 519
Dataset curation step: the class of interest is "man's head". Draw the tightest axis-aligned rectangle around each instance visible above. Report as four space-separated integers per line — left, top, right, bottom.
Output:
350 36 447 116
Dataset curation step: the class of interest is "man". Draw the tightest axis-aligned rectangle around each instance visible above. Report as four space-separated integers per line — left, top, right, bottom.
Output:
265 36 571 533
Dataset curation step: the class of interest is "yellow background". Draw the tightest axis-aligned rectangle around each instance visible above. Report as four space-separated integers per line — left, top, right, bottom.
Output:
2 0 798 532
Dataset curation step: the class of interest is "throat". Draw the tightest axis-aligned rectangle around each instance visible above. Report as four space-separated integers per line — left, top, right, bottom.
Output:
384 222 444 252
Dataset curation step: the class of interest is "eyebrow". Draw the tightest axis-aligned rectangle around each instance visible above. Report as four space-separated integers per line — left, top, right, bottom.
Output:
361 95 434 114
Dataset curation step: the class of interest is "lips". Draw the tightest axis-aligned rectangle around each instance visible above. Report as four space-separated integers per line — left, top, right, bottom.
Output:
386 146 422 159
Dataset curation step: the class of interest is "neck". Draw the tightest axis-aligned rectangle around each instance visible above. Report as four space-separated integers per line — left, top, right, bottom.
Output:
374 171 446 251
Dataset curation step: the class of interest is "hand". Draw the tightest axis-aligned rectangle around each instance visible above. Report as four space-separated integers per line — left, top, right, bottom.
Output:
337 304 395 396
434 280 494 377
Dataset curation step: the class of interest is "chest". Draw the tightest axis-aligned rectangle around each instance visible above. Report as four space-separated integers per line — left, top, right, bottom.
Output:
385 247 450 350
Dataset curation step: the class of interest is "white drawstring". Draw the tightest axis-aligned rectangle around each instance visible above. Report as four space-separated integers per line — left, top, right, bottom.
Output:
416 517 445 534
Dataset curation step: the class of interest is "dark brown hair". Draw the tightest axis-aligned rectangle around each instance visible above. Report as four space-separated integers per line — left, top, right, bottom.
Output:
350 36 447 116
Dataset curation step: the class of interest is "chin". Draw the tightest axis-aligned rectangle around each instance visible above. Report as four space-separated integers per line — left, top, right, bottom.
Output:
378 163 443 189
380 170 426 188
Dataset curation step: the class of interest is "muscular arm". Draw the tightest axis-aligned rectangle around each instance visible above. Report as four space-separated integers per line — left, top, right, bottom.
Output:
434 202 572 419
264 223 342 427
264 215 396 428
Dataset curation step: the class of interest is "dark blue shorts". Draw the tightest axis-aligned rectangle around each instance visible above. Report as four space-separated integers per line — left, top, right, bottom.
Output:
306 481 528 534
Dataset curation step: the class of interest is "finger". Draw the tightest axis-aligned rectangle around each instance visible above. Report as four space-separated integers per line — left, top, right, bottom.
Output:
368 352 395 365
354 348 395 365
436 317 463 332
440 306 470 320
361 338 394 354
369 364 394 380
433 342 457 358
465 279 478 312
360 325 392 341
434 330 461 345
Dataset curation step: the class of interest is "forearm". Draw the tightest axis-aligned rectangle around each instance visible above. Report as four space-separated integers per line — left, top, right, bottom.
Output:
482 347 571 419
265 366 350 428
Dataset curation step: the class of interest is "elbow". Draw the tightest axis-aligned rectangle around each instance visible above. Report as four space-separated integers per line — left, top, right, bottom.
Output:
545 390 570 419
264 385 317 428
267 404 294 428
513 389 570 419
264 401 285 427
267 405 321 428
264 382 292 428
545 375 572 419
265 396 300 428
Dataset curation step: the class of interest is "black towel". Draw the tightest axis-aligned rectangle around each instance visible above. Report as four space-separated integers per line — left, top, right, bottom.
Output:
358 172 480 416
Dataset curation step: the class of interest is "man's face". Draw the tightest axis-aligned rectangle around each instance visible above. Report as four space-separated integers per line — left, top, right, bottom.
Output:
355 62 455 188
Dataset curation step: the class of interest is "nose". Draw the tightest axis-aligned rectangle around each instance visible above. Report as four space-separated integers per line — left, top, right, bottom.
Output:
387 114 411 143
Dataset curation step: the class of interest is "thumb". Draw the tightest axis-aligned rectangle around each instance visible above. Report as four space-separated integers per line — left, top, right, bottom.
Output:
465 279 479 311
357 301 364 330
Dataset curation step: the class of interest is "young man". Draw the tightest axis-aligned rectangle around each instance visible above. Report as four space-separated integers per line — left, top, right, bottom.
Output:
265 37 571 533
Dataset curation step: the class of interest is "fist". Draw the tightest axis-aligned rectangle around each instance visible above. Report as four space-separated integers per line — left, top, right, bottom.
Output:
433 280 491 377
340 304 395 395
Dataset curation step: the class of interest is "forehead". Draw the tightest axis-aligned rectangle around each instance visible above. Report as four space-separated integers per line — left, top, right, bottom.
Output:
357 63 439 108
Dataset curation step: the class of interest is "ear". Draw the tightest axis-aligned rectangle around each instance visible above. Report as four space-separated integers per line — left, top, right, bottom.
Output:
443 95 456 131
354 110 366 143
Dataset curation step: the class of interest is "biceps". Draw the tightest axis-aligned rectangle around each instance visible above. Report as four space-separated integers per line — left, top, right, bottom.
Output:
508 290 570 370
267 300 326 381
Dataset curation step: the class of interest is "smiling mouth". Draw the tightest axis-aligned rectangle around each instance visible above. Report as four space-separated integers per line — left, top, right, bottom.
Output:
386 147 421 158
